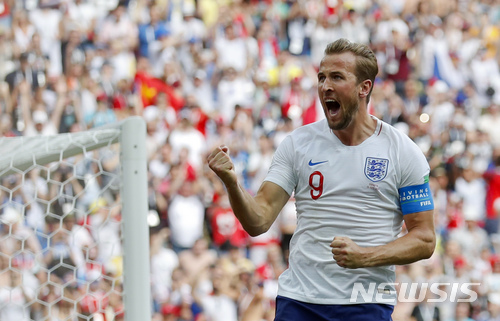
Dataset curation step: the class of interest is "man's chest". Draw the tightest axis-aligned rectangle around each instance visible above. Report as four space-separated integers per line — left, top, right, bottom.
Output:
293 146 398 201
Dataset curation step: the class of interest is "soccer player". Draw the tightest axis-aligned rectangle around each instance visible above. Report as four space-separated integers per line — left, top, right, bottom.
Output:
207 38 436 321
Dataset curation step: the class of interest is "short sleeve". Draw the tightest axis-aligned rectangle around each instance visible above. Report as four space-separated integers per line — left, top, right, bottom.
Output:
264 135 297 196
399 140 430 188
398 139 434 215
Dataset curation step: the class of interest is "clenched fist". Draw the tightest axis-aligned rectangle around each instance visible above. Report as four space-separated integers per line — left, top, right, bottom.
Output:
330 236 366 269
207 145 238 186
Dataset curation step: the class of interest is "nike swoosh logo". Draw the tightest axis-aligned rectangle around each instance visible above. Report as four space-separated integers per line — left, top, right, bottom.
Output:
308 159 328 166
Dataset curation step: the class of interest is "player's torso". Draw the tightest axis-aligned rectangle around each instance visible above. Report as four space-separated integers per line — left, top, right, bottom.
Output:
277 119 411 304
290 120 403 246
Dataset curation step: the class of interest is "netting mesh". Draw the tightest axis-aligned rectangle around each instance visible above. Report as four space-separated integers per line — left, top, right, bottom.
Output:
0 129 126 321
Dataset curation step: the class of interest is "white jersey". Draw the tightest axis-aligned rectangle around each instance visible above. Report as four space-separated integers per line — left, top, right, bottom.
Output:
264 117 431 305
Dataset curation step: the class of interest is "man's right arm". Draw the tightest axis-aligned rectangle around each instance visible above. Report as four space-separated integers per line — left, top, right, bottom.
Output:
207 145 290 236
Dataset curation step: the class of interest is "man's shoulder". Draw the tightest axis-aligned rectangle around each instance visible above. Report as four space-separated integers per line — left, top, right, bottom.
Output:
379 120 420 149
289 119 326 138
276 120 326 150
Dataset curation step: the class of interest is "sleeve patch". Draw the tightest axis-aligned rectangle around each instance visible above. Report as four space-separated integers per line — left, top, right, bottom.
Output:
398 182 434 215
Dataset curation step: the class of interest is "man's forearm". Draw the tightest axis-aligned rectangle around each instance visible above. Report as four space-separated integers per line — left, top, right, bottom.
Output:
208 146 287 237
225 181 271 237
361 228 436 267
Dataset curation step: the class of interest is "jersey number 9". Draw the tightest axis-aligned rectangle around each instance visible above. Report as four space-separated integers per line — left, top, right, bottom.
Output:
309 171 324 200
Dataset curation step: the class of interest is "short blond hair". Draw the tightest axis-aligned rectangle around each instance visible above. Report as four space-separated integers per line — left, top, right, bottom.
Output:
324 38 378 101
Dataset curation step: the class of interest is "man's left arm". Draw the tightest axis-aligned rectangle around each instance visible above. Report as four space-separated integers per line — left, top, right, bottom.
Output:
331 209 436 268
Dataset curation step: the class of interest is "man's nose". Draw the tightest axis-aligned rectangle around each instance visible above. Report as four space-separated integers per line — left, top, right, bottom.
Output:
321 78 334 92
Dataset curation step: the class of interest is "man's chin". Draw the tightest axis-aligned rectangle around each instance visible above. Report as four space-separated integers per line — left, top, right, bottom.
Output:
327 116 350 131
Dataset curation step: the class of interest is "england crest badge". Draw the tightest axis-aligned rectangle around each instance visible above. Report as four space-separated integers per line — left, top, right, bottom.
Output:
365 157 389 182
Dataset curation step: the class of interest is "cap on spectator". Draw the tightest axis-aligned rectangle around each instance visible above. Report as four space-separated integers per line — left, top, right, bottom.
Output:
89 197 107 214
183 2 196 16
33 110 48 124
94 42 109 50
453 256 467 269
156 28 170 39
1 207 22 225
143 105 159 122
489 293 500 306
194 70 206 80
255 70 270 83
431 166 446 178
433 80 449 94
393 122 409 136
463 205 481 221
238 260 255 275
494 198 500 213
178 108 192 121
39 0 60 8
490 255 500 268
288 67 303 82
429 15 442 27
96 93 108 103
162 304 181 316
62 203 75 216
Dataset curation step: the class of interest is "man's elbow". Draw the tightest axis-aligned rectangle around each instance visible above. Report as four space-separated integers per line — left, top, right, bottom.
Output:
421 230 436 259
247 229 264 237
245 224 270 237
243 218 275 237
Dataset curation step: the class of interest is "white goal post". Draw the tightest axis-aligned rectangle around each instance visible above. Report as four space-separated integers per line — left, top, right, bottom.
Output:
0 116 150 321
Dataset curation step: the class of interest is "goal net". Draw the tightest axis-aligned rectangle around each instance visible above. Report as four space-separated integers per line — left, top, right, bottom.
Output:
0 117 150 321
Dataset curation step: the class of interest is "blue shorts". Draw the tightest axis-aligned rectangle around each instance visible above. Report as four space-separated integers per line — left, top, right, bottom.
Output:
274 296 394 321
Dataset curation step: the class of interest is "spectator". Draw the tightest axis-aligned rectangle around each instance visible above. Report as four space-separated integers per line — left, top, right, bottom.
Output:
19 78 66 136
167 172 205 253
178 238 217 286
87 197 122 268
0 270 32 321
477 293 500 321
150 227 179 309
62 207 95 276
216 67 256 125
137 5 170 58
5 52 41 93
484 148 500 234
168 113 206 170
478 103 500 148
449 208 490 261
96 2 138 51
12 11 35 53
195 262 239 321
214 24 253 75
410 288 441 321
247 134 274 195
86 92 118 128
207 191 249 251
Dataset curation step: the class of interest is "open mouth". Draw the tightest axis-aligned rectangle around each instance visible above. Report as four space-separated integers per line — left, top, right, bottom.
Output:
325 99 341 116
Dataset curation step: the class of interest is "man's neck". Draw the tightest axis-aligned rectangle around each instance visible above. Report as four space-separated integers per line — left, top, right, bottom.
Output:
332 111 377 146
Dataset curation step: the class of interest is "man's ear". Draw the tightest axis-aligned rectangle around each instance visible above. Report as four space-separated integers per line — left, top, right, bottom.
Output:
359 79 372 98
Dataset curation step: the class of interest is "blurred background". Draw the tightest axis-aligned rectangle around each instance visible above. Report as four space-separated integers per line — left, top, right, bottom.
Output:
0 0 500 320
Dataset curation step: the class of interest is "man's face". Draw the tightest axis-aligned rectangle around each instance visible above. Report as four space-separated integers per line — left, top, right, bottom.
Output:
225 25 235 40
317 52 362 131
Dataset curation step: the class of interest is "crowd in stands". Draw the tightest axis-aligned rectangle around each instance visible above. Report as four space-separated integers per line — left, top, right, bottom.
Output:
0 0 500 320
